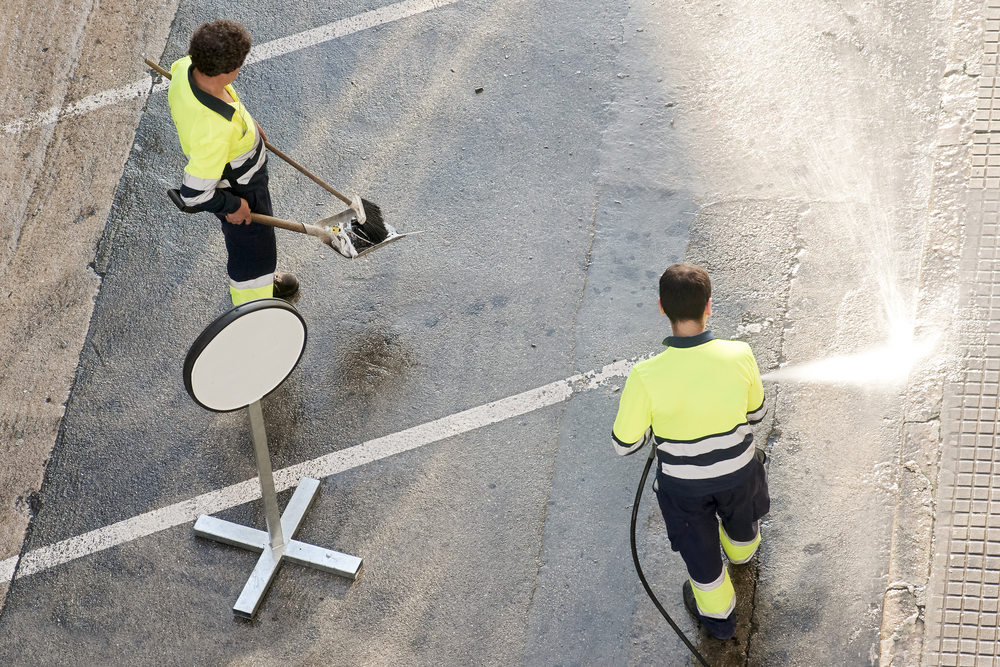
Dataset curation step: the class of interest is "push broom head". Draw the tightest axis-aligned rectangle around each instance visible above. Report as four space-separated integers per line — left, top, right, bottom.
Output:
356 198 389 245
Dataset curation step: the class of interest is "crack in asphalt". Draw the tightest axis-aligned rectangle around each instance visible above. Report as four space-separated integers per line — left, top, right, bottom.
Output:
523 188 602 627
742 214 805 666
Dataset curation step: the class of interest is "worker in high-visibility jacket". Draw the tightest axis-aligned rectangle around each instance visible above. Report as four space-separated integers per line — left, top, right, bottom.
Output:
612 263 769 640
167 19 298 305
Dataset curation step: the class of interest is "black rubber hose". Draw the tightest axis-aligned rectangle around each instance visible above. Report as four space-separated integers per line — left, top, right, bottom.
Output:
630 447 713 667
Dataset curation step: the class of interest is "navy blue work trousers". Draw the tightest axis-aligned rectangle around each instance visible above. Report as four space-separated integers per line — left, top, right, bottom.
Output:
654 455 770 635
215 164 277 284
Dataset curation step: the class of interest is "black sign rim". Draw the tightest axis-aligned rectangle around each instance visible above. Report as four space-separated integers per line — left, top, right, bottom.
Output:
183 298 307 413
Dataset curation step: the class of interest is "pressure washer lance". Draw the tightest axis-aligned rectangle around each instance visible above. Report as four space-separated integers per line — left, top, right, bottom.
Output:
631 445 714 667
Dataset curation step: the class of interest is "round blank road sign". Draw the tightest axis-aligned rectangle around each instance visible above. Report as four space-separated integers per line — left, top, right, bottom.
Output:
184 298 307 412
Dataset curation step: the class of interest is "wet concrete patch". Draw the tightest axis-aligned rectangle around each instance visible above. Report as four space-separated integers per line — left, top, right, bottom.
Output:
336 326 417 403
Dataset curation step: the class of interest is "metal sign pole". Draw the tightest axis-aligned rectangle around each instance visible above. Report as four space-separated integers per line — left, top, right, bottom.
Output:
248 400 285 551
193 402 364 618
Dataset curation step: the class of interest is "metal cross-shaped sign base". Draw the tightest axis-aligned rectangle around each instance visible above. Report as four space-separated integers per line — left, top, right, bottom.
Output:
194 400 362 619
194 477 362 619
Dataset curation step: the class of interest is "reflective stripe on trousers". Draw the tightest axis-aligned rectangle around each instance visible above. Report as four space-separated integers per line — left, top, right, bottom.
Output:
230 273 273 305
720 520 761 564
690 567 736 619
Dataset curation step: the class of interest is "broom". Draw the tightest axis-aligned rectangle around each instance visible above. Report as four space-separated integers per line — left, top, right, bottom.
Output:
262 142 388 246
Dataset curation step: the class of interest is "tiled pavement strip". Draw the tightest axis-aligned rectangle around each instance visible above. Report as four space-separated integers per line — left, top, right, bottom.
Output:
923 2 1000 664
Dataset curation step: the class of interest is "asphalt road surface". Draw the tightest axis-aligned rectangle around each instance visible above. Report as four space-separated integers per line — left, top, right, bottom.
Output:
0 0 959 665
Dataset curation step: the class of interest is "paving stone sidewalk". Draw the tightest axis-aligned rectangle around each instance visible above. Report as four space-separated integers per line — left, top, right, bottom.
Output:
922 2 1000 665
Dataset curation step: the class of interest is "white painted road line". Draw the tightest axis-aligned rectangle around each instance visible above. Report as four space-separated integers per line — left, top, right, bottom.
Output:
1 0 462 135
0 358 638 584
245 0 460 66
2 77 155 135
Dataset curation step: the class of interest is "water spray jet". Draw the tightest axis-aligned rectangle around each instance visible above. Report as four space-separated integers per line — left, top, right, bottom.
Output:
761 331 937 385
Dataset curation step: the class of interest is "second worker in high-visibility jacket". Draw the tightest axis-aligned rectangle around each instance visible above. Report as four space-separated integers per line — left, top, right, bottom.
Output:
167 19 299 306
612 263 769 640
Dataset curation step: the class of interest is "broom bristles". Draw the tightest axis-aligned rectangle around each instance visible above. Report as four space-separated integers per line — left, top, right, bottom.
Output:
359 198 388 244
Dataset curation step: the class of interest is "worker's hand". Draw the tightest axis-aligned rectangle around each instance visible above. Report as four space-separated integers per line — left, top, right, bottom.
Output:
225 198 252 225
255 121 268 143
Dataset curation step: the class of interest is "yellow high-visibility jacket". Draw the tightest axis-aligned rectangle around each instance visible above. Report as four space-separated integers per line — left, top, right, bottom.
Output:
167 56 266 214
612 331 765 493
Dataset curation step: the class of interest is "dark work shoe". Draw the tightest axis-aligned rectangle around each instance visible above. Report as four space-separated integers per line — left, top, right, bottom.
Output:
682 580 737 640
273 273 299 301
682 580 699 619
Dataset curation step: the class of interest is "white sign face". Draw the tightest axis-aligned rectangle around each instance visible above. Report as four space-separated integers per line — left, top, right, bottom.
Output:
188 306 306 411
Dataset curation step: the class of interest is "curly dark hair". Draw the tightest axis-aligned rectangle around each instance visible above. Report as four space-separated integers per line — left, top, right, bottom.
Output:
189 20 251 77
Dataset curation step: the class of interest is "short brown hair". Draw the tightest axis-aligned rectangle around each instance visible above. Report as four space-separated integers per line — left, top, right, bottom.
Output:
189 20 251 77
659 264 711 323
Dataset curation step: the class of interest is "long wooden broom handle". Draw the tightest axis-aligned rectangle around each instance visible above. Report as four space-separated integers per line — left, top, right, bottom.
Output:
145 58 353 207
250 213 310 234
261 142 352 206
